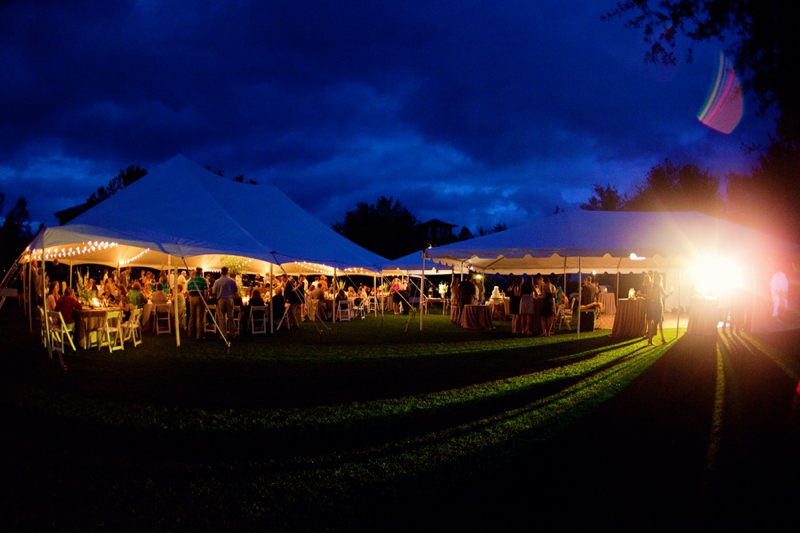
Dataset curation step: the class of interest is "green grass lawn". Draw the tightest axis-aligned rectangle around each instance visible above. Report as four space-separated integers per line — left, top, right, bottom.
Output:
1 306 799 531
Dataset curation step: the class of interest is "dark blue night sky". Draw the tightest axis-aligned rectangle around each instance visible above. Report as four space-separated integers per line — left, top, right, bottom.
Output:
0 0 772 230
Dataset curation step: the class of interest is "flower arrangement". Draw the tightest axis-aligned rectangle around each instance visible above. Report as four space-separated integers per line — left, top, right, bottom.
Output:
75 268 93 305
337 280 345 291
438 282 449 298
378 282 388 294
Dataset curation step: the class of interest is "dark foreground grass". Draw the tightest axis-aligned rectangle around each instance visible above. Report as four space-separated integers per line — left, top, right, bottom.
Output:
1 306 799 531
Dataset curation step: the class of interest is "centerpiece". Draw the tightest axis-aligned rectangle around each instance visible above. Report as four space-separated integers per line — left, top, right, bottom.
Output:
438 282 449 298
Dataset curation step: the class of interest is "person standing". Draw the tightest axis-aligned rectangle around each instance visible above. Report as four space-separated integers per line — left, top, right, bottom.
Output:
212 266 238 339
187 267 209 340
540 276 556 336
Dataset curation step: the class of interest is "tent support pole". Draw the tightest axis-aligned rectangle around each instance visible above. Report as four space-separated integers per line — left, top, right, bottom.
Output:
420 250 425 331
269 263 274 333
171 257 180 347
577 257 582 340
676 269 681 337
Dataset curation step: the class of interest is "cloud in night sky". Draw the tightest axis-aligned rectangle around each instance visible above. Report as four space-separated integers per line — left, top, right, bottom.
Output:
0 0 774 232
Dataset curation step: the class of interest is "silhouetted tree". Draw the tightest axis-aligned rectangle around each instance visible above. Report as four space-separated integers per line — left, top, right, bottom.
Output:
478 222 507 236
580 184 625 211
624 159 723 215
0 196 34 269
86 165 148 207
333 196 420 260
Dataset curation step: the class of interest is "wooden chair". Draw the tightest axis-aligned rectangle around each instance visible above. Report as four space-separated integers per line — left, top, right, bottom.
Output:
122 307 143 347
155 304 172 335
98 309 124 352
249 305 267 334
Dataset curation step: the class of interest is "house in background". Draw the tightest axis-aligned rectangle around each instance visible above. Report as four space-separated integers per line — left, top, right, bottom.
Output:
417 219 457 247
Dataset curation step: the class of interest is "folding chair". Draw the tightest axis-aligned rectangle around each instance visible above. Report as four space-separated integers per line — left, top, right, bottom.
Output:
558 298 575 331
352 299 366 319
367 296 377 313
98 309 124 352
155 303 172 335
249 305 267 334
47 310 77 352
38 306 49 347
232 305 242 336
122 307 143 347
336 300 351 321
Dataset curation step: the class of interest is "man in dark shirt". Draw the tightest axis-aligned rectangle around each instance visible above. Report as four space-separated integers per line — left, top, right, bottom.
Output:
581 275 598 307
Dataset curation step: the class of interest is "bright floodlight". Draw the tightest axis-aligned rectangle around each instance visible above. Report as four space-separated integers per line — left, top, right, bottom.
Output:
691 255 744 297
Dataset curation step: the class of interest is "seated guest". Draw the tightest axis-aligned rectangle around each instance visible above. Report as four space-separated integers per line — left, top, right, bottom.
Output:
347 286 357 299
117 284 131 320
271 287 286 324
335 288 347 301
249 288 265 307
151 283 168 305
128 282 146 309
55 287 83 324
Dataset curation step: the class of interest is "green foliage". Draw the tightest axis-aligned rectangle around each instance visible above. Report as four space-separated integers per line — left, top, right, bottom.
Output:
220 255 250 277
0 196 34 270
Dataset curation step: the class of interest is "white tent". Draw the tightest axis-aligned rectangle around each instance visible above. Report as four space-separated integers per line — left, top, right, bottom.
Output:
28 154 387 275
424 210 800 275
424 210 800 333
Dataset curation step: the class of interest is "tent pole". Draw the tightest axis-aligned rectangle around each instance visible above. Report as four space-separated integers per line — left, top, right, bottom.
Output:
676 269 681 337
171 257 180 347
269 263 274 333
577 257 582 339
420 251 425 331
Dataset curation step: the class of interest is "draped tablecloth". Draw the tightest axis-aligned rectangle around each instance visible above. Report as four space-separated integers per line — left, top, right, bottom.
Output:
488 297 510 320
460 305 494 330
74 308 110 349
598 292 616 315
686 296 719 336
610 298 647 338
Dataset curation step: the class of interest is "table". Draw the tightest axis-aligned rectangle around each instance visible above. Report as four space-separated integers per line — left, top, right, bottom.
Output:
487 297 510 320
686 296 720 336
423 297 449 314
460 304 493 330
598 292 617 315
74 308 112 349
610 298 647 338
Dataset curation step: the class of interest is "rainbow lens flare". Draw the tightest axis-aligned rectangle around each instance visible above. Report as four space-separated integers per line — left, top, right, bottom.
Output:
697 52 743 134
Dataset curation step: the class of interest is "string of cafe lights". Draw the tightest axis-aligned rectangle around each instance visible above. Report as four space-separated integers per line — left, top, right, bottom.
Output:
31 241 119 261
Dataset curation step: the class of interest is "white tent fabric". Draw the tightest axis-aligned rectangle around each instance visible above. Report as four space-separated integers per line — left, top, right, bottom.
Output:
28 154 387 274
424 210 800 274
380 250 454 276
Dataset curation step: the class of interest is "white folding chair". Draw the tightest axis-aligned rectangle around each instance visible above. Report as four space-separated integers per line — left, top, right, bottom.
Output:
47 310 77 352
122 307 143 347
232 305 242 336
155 304 172 335
99 310 124 352
367 296 377 313
249 305 267 334
38 306 49 347
352 299 366 319
336 300 351 321
558 298 575 331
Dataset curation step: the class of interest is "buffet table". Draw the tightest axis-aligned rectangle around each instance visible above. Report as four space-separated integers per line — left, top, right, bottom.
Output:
610 298 647 338
686 296 720 336
598 292 617 315
460 304 493 330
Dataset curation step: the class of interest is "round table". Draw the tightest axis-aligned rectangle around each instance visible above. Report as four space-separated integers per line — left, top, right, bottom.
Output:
460 304 494 330
686 296 720 335
609 298 647 338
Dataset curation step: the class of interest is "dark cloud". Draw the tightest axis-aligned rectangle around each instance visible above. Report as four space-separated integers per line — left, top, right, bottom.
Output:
0 0 769 232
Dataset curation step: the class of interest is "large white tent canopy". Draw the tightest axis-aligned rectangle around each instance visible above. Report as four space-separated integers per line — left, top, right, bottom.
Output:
28 154 387 275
